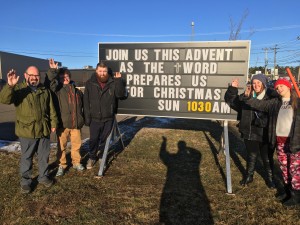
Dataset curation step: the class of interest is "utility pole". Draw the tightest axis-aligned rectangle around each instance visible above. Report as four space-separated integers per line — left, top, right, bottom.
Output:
191 21 195 41
297 37 300 83
262 48 269 75
270 44 279 80
297 60 300 84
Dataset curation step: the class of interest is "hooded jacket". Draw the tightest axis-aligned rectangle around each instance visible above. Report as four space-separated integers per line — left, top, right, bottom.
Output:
83 73 126 125
0 81 58 138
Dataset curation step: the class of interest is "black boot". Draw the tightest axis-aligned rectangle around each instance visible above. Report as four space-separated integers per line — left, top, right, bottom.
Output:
261 145 276 189
240 146 256 186
266 178 276 189
265 169 276 189
240 174 254 186
275 185 291 202
283 189 300 207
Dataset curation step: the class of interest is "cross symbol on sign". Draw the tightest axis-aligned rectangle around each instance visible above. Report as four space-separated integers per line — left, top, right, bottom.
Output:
174 63 182 73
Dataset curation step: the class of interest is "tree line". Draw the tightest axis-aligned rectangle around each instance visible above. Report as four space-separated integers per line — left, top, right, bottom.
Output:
249 66 299 78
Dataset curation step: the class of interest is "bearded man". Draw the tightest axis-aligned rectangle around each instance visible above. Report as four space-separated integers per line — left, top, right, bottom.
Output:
83 62 126 169
0 66 58 193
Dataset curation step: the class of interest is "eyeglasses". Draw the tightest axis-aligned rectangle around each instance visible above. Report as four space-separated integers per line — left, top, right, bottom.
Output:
26 73 40 78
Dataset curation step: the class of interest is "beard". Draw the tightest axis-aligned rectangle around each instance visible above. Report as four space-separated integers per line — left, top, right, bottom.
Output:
27 79 39 87
98 75 108 83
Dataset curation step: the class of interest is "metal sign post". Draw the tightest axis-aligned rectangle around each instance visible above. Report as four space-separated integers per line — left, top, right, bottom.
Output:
223 120 232 193
97 117 125 177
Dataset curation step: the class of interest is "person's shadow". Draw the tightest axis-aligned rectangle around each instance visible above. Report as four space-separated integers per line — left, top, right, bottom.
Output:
159 136 213 225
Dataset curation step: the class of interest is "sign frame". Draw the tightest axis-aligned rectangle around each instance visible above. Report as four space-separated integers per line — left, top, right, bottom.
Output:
98 41 250 121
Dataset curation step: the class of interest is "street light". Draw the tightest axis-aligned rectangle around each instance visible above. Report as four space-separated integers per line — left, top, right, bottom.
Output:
191 21 195 41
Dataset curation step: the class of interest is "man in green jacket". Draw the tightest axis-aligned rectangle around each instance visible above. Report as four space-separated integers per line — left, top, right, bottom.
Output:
0 66 58 194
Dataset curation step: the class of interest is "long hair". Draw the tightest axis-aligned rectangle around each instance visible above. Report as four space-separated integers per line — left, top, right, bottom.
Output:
291 90 298 110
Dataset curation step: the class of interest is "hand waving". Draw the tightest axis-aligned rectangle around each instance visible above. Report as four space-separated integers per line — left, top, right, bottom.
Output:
231 78 239 88
114 72 122 78
7 69 19 87
49 58 58 69
244 84 252 97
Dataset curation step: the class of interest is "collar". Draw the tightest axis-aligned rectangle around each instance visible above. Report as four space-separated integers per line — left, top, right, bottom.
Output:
256 89 266 100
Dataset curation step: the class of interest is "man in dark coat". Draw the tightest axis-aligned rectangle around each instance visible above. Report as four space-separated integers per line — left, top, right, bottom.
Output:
83 62 126 169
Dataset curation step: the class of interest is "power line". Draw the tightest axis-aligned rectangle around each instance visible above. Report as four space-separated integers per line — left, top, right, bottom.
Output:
1 24 300 38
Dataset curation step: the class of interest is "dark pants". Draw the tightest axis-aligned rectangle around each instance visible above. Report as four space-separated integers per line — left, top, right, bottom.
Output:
19 137 50 186
89 120 113 160
244 139 274 178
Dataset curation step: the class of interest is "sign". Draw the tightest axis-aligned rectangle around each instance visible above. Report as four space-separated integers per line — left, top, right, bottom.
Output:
98 41 250 120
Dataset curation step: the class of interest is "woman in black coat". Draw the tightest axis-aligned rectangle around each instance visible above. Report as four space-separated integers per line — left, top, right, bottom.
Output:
225 74 277 188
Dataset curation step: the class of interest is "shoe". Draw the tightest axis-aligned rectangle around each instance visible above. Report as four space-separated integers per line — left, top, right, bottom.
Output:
21 185 31 194
275 185 291 202
283 189 300 207
86 159 96 169
239 175 253 186
56 166 65 177
73 164 85 171
39 178 53 188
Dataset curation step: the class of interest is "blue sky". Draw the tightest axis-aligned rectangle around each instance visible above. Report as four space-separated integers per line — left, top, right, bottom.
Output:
0 0 299 69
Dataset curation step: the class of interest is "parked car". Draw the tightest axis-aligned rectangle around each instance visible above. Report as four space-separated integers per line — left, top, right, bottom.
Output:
0 79 7 91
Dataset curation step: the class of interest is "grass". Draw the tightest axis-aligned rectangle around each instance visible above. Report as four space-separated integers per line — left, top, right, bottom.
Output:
0 117 300 224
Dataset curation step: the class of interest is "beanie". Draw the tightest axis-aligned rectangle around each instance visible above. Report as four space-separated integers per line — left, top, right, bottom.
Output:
251 74 267 87
274 78 292 89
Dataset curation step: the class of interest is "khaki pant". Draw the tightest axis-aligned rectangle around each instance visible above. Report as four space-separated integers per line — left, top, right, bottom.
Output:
57 128 82 168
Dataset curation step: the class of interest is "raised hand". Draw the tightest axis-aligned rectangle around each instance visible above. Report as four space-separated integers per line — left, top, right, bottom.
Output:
49 58 58 69
114 72 122 78
231 78 239 87
244 83 252 97
7 69 19 87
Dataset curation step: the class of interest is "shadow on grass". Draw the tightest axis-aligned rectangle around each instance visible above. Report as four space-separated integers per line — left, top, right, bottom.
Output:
227 124 283 189
203 131 227 185
117 116 283 190
159 136 213 224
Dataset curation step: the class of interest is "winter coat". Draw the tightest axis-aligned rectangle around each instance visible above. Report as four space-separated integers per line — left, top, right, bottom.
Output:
0 81 58 138
46 69 84 129
224 86 277 142
83 73 126 125
244 97 300 153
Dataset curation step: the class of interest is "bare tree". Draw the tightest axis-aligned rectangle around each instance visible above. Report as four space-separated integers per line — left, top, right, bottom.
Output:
229 9 254 40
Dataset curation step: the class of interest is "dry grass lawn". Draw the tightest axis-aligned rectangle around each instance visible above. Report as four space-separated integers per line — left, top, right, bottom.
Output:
0 117 299 224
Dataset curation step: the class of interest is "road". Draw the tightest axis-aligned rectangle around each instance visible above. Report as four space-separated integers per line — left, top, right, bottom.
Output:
0 103 131 142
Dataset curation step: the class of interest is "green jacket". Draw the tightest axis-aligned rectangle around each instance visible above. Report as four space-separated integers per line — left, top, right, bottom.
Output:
0 81 58 138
